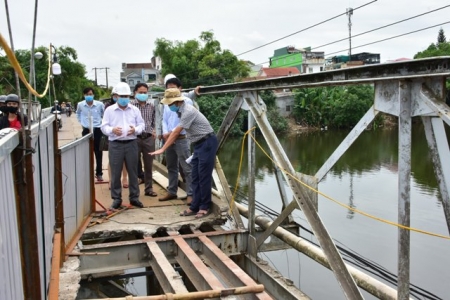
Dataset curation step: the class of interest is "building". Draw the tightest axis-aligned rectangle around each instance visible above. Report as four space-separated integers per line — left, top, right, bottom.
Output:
269 46 325 73
120 62 159 91
258 67 300 78
326 52 380 70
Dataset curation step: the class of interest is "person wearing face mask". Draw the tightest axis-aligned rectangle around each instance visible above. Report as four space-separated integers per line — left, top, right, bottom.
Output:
101 82 145 210
150 88 217 219
76 87 105 182
158 76 196 203
0 95 7 116
0 94 28 130
131 83 157 197
105 86 129 189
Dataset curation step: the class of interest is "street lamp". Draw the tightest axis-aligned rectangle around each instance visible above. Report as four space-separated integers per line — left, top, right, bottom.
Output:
50 44 61 75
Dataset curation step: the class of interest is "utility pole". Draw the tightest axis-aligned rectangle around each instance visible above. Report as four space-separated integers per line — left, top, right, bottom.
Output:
347 7 353 59
92 67 98 86
92 67 109 87
105 67 109 88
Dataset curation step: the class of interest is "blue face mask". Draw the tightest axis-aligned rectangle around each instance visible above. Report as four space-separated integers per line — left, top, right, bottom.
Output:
169 105 179 112
118 98 129 106
135 94 148 102
85 95 94 102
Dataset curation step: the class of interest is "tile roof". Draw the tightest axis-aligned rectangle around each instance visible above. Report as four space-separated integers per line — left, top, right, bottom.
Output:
261 67 300 77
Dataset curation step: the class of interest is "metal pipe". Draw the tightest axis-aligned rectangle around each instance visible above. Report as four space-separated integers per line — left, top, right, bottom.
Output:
85 284 264 300
236 203 400 300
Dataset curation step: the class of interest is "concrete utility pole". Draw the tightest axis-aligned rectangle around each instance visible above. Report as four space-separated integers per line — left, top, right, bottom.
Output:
92 67 98 86
92 67 109 87
347 7 353 58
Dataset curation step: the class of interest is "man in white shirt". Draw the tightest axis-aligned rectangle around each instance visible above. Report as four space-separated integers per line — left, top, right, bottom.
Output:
101 82 145 210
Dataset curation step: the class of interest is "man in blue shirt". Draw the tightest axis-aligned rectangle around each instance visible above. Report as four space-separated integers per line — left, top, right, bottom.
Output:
76 87 105 181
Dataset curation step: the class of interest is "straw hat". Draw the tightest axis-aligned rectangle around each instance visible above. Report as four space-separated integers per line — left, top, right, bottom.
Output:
161 88 184 105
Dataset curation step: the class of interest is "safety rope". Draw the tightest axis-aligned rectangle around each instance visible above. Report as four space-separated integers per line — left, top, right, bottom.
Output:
0 32 51 98
230 127 450 240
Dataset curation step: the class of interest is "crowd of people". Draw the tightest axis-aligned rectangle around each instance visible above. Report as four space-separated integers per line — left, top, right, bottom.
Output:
81 75 217 219
0 74 217 219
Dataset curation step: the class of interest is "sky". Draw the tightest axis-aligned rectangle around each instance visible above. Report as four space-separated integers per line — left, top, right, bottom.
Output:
1 0 449 87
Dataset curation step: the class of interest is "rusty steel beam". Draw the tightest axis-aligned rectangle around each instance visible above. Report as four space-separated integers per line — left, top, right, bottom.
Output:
174 237 224 291
146 241 188 294
89 137 95 213
198 235 273 300
216 94 244 152
54 120 65 267
65 215 93 258
199 57 450 94
48 232 61 300
12 131 42 300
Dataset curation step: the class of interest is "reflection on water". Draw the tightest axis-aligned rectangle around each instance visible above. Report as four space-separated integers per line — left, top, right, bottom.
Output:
218 124 449 299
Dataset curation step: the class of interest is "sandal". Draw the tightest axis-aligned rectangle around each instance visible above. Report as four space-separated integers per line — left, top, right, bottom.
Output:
145 191 158 197
180 209 197 216
138 178 144 185
195 210 210 219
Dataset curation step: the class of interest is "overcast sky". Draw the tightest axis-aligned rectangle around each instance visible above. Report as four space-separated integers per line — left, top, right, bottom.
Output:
1 0 449 87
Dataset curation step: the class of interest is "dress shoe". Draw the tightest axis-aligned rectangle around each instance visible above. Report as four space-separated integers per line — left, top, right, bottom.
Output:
158 193 177 201
130 200 144 208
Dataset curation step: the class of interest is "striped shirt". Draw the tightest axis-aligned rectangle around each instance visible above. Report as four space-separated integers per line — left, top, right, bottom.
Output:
178 103 213 143
131 99 155 134
162 96 193 135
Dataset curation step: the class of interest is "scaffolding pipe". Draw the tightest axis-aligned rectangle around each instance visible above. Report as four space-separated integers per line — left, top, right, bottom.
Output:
84 284 264 300
236 203 401 300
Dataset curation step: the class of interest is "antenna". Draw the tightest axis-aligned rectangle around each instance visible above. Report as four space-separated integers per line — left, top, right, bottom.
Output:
347 7 353 58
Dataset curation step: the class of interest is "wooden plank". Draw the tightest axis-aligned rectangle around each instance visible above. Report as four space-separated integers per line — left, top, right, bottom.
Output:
147 241 188 294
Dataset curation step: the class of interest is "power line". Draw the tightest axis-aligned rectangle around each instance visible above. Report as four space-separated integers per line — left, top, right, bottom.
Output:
325 20 450 57
311 4 450 50
174 1 377 80
235 0 377 57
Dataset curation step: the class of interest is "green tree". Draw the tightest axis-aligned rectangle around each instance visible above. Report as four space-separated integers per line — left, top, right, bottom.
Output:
153 31 250 88
437 28 447 45
0 45 100 107
292 85 374 128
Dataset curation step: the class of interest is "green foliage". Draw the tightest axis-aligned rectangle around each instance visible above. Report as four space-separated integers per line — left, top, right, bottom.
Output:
414 29 450 59
151 86 165 92
196 94 245 136
437 28 447 45
266 106 289 133
292 85 374 128
0 45 98 107
153 31 250 88
259 90 277 108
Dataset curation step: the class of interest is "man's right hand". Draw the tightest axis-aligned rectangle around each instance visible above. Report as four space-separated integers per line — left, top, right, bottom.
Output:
113 127 122 136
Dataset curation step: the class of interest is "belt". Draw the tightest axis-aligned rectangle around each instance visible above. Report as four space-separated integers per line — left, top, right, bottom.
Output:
177 134 186 140
137 132 152 139
193 132 214 146
112 139 135 144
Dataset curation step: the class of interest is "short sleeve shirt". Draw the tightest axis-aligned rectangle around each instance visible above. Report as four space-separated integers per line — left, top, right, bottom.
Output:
178 103 213 143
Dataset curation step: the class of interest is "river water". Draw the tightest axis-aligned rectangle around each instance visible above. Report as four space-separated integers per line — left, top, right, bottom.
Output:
218 125 449 299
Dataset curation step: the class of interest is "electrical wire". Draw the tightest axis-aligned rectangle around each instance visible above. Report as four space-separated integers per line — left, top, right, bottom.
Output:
235 0 378 57
326 20 450 57
311 4 450 50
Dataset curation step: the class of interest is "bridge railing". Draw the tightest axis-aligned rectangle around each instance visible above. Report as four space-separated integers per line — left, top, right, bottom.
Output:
0 112 94 300
200 56 450 299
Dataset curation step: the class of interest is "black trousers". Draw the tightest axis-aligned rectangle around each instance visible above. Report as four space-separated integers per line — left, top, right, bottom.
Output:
82 127 103 176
